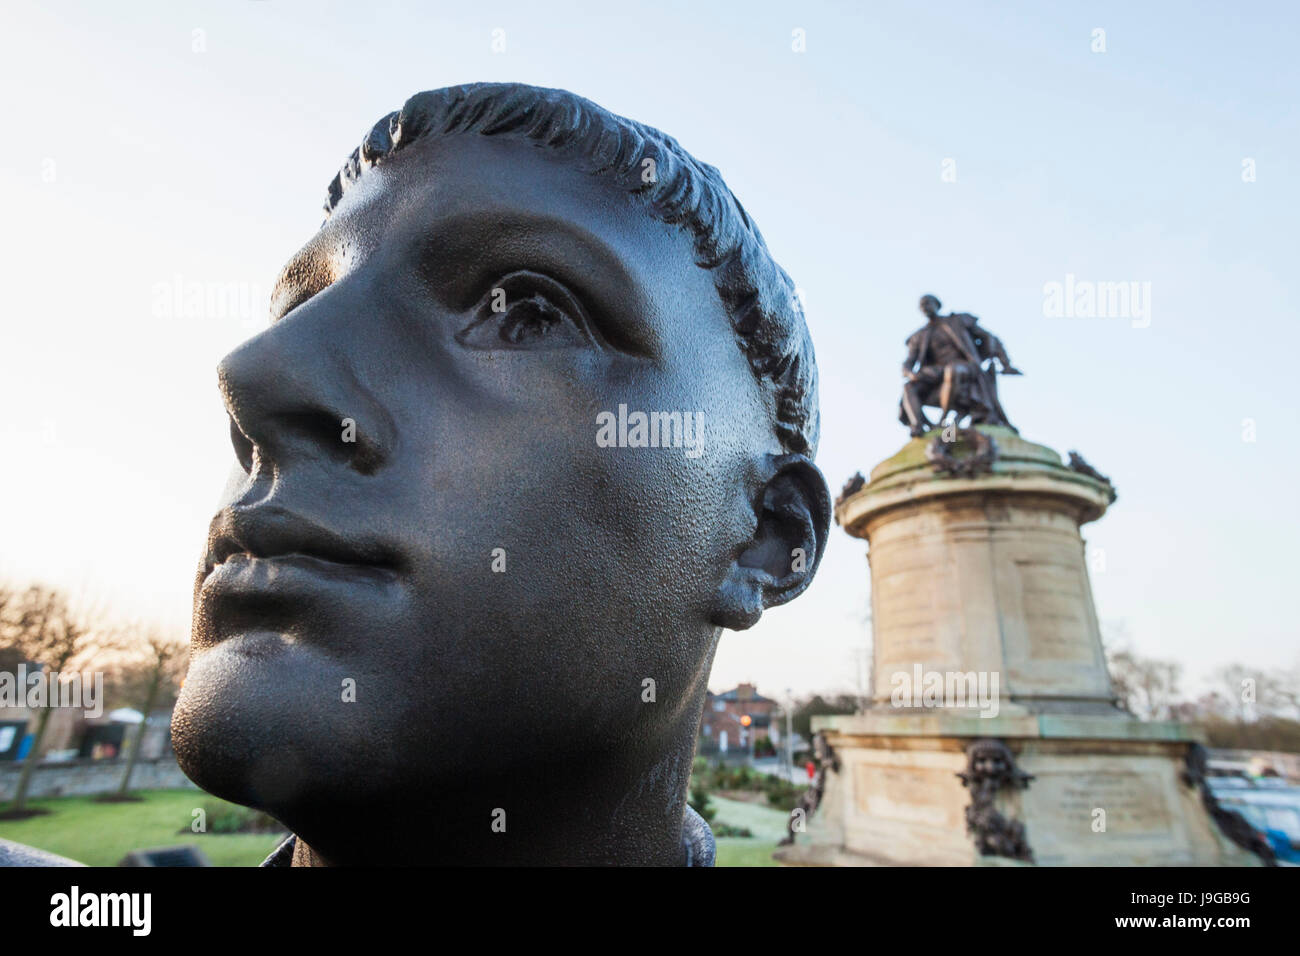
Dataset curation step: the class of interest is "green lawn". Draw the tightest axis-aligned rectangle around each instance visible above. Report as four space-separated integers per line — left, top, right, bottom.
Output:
0 790 284 867
1 788 788 867
710 794 789 867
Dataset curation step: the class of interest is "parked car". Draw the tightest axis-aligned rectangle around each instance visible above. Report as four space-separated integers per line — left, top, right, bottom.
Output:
1208 777 1300 865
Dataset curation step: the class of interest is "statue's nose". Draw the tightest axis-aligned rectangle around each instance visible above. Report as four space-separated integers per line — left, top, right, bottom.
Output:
216 286 394 478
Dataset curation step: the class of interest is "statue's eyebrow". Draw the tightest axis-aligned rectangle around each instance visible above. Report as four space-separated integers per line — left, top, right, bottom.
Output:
412 209 660 359
269 245 338 323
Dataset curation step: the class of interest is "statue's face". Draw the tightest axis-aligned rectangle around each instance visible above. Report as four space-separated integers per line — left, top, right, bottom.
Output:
171 133 776 825
971 746 1008 777
919 296 940 318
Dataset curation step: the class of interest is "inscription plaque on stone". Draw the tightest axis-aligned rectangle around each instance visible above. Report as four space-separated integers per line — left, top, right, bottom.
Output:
1030 769 1172 835
1016 561 1093 662
855 763 966 829
875 564 941 661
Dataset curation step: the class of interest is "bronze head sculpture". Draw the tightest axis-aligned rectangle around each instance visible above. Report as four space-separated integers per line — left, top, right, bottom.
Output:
170 83 831 865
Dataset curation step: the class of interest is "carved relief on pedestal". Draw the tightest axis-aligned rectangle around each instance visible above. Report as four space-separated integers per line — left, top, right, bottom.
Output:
956 738 1035 862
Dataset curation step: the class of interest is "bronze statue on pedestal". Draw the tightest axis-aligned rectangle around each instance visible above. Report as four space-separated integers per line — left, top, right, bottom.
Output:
899 294 1021 437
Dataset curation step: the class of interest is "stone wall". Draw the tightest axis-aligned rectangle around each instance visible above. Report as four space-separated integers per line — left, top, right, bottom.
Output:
0 756 196 801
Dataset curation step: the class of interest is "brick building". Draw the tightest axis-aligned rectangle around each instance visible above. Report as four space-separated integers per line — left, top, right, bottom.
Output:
699 683 777 756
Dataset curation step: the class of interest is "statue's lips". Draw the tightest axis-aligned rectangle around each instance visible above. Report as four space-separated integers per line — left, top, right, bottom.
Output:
202 506 403 590
203 552 398 592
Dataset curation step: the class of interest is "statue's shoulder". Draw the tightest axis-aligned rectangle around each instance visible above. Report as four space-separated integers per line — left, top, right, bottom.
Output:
0 837 85 867
949 312 980 328
904 326 928 346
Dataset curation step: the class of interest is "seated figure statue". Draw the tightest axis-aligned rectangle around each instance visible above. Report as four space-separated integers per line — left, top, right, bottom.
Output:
899 294 1022 437
170 83 831 866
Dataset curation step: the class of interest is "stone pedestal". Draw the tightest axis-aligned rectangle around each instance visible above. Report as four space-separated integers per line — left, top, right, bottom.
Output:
781 712 1253 866
843 426 1116 715
776 426 1259 867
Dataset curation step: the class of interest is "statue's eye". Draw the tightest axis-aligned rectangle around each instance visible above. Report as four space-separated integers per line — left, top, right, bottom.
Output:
457 273 593 351
497 294 576 345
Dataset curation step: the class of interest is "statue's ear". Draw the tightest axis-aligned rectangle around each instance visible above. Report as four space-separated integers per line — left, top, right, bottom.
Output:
711 454 832 631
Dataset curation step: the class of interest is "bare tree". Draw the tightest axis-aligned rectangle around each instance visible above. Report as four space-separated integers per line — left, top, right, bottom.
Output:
1251 659 1300 720
109 625 188 798
1107 648 1182 720
1209 663 1295 721
0 585 112 814
1270 657 1300 718
1169 691 1232 723
0 583 22 674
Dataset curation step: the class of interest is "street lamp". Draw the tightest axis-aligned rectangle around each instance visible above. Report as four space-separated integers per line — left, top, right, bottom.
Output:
785 688 794 782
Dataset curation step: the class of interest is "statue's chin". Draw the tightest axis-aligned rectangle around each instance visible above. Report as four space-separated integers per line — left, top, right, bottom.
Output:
171 646 329 814
171 686 272 808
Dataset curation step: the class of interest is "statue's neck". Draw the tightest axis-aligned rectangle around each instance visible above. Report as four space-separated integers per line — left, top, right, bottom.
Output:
287 701 705 866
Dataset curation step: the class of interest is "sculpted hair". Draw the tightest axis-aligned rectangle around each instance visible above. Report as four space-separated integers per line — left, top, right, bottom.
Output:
322 82 819 456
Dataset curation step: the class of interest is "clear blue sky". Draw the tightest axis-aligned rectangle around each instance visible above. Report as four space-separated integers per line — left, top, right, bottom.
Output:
1 0 1296 699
